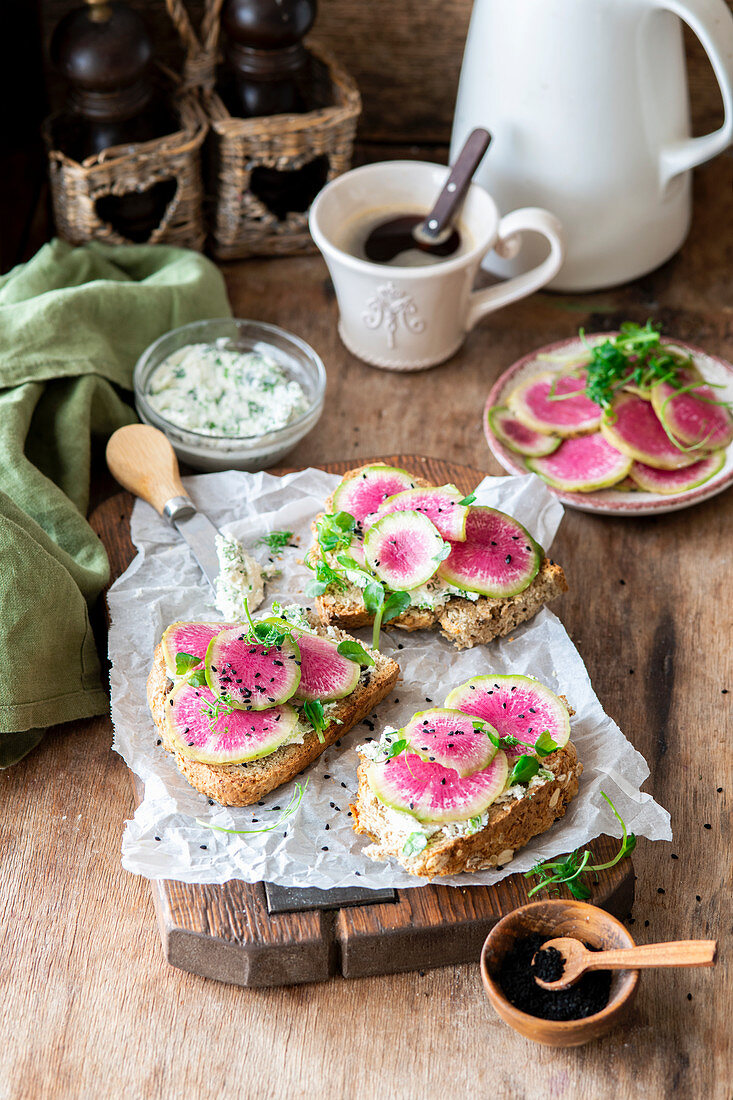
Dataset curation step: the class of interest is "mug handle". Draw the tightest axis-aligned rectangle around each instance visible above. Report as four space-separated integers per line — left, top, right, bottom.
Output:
654 0 733 186
466 208 564 331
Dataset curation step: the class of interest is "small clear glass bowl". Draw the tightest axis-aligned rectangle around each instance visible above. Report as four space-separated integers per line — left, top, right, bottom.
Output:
133 318 326 472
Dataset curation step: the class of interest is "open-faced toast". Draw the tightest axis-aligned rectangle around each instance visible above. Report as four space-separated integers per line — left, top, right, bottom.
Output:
147 615 399 807
309 464 568 649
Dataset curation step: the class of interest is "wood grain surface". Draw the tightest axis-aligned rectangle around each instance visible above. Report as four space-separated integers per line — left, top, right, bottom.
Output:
1 153 732 1098
90 456 633 989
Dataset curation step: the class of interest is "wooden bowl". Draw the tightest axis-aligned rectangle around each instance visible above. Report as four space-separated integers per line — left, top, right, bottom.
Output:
480 899 640 1047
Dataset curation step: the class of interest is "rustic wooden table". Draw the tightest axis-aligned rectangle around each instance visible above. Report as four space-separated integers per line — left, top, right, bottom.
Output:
2 155 731 1100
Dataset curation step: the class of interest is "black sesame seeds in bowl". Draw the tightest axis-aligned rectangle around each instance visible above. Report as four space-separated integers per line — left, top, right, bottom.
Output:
480 900 639 1047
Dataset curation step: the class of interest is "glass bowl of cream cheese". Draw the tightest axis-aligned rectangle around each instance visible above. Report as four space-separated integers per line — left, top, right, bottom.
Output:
133 318 326 471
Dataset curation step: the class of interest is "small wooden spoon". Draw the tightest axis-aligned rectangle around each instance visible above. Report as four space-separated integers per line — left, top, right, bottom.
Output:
533 937 718 991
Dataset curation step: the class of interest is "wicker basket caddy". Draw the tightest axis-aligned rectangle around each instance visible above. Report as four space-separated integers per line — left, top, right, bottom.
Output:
204 42 361 259
44 81 208 250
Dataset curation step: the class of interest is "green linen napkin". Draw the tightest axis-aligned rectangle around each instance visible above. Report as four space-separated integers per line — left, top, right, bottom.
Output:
0 239 231 766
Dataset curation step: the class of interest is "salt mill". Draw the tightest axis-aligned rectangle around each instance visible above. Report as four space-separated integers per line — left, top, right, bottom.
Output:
49 0 178 240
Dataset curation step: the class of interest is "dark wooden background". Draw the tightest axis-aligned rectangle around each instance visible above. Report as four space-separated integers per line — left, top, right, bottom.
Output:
36 0 731 143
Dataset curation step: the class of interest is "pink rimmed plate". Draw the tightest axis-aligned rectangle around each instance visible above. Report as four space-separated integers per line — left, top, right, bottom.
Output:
483 334 733 516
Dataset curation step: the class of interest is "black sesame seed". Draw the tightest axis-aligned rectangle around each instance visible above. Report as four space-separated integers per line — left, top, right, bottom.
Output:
156 739 162 746
155 836 161 842
644 920 650 927
687 993 693 1001
325 824 330 830
717 787 723 793
322 846 329 851
696 895 701 902
658 888 665 894
200 845 207 850
704 823 712 830
671 853 678 859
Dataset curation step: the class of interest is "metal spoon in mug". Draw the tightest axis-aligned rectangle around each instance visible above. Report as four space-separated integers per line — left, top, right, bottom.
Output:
363 127 492 264
532 936 718 992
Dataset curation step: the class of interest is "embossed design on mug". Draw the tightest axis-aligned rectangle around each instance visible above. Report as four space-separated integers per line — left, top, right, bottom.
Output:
362 281 426 348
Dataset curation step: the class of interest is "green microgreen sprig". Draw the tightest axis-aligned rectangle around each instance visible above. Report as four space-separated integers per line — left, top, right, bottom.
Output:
525 791 637 900
336 640 375 667
563 321 733 451
196 780 309 835
257 530 294 551
303 699 328 743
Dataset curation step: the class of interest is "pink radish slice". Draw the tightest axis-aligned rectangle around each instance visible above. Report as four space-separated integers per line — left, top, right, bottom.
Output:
365 750 509 823
332 465 417 524
437 507 541 598
364 510 445 589
161 621 236 678
205 627 301 710
444 675 570 759
403 708 498 777
508 371 602 437
487 405 561 457
651 377 733 450
600 393 703 470
527 434 632 492
373 486 469 541
629 451 725 494
165 683 299 764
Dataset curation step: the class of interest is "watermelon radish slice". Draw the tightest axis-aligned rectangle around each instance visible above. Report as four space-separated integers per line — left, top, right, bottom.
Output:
403 708 498 777
600 393 700 470
285 625 360 702
332 464 416 524
161 621 236 678
373 485 469 541
165 682 298 765
205 627 301 710
488 405 561 457
629 450 725 494
437 507 541 598
651 377 733 451
526 433 632 492
364 510 445 590
445 675 570 759
508 371 602 437
365 750 509 823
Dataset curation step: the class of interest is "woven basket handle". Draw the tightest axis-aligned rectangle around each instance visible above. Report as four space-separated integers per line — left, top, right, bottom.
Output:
165 0 224 90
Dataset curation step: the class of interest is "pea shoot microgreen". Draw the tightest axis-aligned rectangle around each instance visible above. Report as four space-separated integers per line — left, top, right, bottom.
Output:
175 652 201 677
303 699 328 743
257 530 294 551
471 720 559 761
336 640 375 667
316 511 356 553
565 321 733 450
525 791 637 900
196 780 309 835
241 597 292 648
402 831 429 857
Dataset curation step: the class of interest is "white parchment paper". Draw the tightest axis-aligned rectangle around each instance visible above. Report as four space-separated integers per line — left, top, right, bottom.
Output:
108 468 671 888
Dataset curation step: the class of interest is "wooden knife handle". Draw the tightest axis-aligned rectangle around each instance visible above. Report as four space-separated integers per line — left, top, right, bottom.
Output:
106 424 188 516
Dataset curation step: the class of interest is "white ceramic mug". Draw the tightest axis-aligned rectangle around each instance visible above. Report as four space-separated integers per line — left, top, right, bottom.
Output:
451 0 733 291
309 161 564 371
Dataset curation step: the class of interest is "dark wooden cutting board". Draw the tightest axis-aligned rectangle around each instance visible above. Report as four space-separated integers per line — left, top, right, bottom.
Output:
92 454 634 988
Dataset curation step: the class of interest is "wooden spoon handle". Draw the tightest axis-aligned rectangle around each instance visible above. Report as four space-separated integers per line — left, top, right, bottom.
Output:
585 940 718 972
106 424 189 516
421 128 491 240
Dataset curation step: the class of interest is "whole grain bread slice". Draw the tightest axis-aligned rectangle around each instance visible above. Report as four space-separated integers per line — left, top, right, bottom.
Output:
351 741 583 879
147 617 399 807
311 463 568 648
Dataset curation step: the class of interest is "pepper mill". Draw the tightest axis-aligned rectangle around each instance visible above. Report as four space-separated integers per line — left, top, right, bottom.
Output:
217 0 321 119
49 0 179 240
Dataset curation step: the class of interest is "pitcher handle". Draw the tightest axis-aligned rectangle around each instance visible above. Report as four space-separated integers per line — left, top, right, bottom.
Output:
466 208 564 331
654 0 733 185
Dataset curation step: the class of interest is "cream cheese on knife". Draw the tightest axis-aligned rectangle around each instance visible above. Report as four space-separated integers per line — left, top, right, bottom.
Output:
146 340 309 437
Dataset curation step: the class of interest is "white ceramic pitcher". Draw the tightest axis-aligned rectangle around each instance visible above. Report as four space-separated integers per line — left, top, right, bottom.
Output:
451 0 733 291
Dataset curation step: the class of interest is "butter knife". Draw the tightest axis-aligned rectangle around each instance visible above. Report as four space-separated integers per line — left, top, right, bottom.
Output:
106 424 220 590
